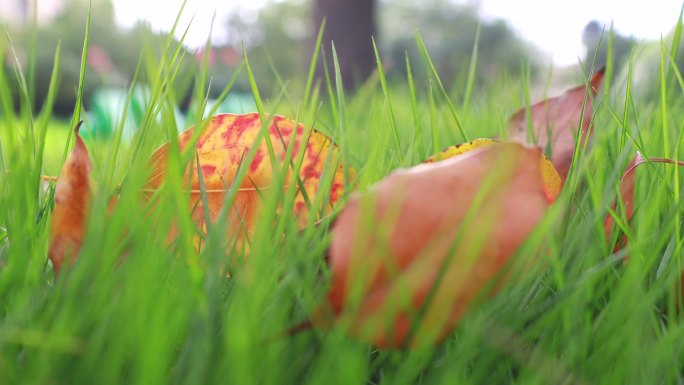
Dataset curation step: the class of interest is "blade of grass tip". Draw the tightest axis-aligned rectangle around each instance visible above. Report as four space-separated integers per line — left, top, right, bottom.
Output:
304 18 326 109
34 42 62 182
156 0 190 90
163 54 192 128
415 32 468 142
64 0 92 164
605 23 615 96
331 43 351 187
137 1 191 141
266 51 295 112
461 24 480 115
129 7 192 171
243 44 278 173
193 11 215 125
626 72 646 153
620 49 635 152
3 27 35 155
135 54 163 137
105 58 142 189
38 42 62 125
496 106 506 139
321 45 339 125
308 80 322 116
348 68 380 112
266 79 292 120
406 52 425 161
372 37 404 164
560 50 602 298
660 38 671 159
567 35 601 193
428 79 440 152
26 1 37 114
0 49 17 143
160 18 193 126
513 61 534 143
205 63 245 118
543 58 553 100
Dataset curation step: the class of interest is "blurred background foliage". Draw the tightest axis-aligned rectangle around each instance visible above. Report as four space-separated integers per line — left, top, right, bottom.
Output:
1 0 669 120
380 0 538 89
3 0 194 117
1 0 545 119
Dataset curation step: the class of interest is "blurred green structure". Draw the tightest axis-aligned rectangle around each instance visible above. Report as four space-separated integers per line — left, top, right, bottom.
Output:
84 87 257 140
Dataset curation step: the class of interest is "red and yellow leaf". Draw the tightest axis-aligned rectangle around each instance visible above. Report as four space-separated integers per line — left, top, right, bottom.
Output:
318 142 559 348
146 113 348 245
507 68 605 180
48 122 92 275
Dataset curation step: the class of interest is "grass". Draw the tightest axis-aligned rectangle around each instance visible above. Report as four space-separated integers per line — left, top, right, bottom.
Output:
2 6 684 385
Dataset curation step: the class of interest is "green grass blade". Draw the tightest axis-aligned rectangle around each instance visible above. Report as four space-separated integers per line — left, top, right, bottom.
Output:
461 24 480 114
415 32 468 142
304 18 326 109
372 37 404 164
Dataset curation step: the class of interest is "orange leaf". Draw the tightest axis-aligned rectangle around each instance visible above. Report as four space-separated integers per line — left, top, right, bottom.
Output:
48 122 92 275
146 113 348 247
319 142 559 348
507 68 605 180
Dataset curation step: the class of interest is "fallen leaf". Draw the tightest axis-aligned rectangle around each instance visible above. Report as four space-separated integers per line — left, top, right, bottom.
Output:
603 153 684 310
507 68 605 180
319 142 559 348
424 138 496 163
146 113 348 248
604 153 643 253
48 122 92 275
428 139 561 203
605 153 684 253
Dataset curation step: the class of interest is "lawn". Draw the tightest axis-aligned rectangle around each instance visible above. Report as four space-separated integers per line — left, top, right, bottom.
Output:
1 12 684 385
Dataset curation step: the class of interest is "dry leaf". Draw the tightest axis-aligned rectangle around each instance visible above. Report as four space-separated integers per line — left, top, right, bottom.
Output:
48 122 92 275
146 113 348 247
507 68 605 180
603 153 684 307
605 153 684 253
428 139 561 202
48 113 348 274
424 138 496 163
319 142 560 348
604 154 643 253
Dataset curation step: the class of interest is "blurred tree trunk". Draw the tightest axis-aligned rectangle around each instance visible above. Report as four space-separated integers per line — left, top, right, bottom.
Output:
312 0 377 91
